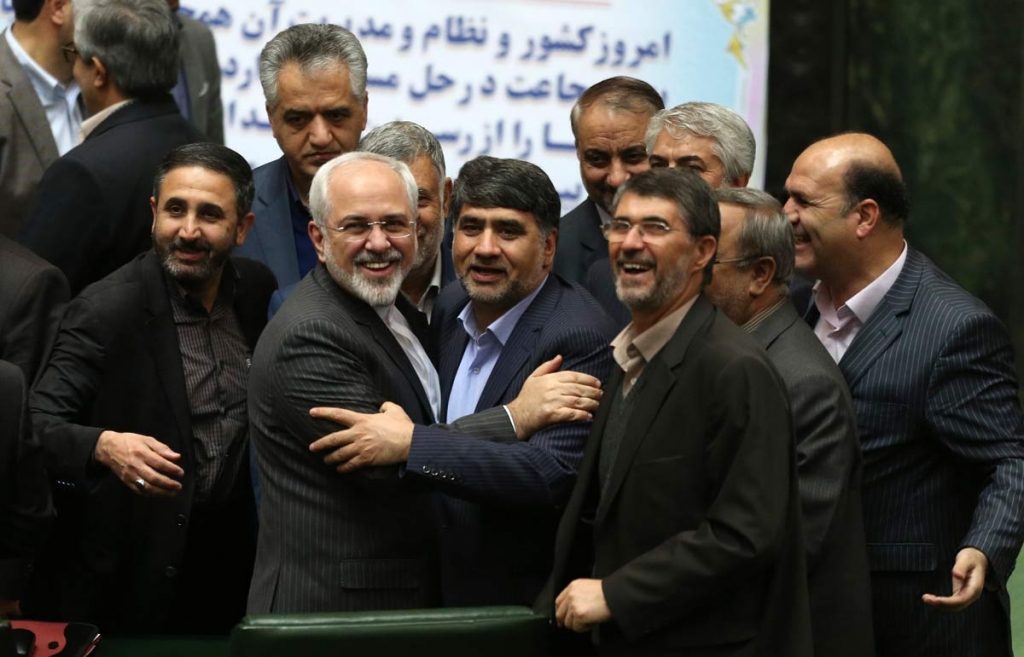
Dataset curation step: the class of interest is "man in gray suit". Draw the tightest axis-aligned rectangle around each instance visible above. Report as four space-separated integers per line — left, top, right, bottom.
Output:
786 133 1024 656
0 0 82 237
236 23 368 289
167 0 223 143
704 187 874 657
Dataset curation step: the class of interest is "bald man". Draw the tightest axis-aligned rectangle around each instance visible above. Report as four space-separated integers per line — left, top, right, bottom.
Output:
785 133 1024 657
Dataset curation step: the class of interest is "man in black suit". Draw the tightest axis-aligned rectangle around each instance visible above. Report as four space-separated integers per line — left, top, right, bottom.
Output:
552 77 663 285
307 156 615 608
30 142 275 633
705 187 873 657
549 168 812 656
19 0 205 295
786 133 1024 656
0 235 69 384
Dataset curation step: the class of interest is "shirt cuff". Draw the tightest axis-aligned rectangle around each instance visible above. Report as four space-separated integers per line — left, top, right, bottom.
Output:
502 404 518 436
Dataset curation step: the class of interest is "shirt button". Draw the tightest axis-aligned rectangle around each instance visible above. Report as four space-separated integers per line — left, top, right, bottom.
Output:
164 566 177 578
472 368 480 374
176 514 187 527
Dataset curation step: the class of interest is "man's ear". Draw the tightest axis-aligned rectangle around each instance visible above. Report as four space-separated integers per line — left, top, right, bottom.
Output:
308 221 327 263
441 177 453 218
853 199 882 239
236 212 256 246
542 227 558 268
91 57 108 89
150 196 159 233
693 235 717 272
747 257 777 297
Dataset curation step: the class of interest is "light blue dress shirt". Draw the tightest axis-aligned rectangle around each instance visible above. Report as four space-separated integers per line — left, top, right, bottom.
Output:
445 277 547 423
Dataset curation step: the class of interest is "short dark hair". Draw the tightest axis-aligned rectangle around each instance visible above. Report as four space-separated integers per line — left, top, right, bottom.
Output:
570 76 665 138
152 143 255 218
451 156 561 237
74 0 179 98
842 162 910 225
13 0 45 21
613 168 720 284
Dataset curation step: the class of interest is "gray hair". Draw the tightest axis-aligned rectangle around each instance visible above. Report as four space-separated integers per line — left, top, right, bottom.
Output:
73 0 178 97
259 23 367 111
714 187 794 289
569 76 664 138
309 152 418 227
359 121 446 198
645 102 756 184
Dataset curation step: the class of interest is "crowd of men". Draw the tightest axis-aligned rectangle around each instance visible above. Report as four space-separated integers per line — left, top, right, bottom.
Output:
2 1 1023 656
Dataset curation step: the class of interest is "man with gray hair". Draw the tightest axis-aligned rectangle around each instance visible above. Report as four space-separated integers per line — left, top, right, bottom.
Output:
18 0 205 295
704 187 874 657
237 23 369 290
646 101 756 188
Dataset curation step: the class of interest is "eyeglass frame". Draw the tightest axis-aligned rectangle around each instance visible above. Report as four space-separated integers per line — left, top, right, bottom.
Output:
601 219 686 244
60 44 79 64
322 218 417 243
712 254 765 266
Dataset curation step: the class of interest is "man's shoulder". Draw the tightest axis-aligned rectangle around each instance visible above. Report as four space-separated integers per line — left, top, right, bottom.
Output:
231 255 277 293
0 237 63 291
537 275 617 338
253 157 287 186
558 199 599 235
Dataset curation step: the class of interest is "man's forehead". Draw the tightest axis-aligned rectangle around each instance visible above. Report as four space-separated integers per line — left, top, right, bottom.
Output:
578 106 652 139
458 205 535 224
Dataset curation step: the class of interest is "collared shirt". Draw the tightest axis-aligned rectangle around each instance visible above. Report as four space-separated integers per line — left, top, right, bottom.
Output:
596 202 613 227
166 267 250 505
4 27 82 155
285 170 318 280
375 303 442 420
813 241 908 363
445 276 548 423
741 296 789 334
414 254 444 322
78 98 134 142
611 295 697 396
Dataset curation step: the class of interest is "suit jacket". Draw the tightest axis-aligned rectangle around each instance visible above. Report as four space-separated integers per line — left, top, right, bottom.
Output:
751 300 874 657
408 275 615 606
807 247 1024 657
178 13 224 144
547 296 812 657
236 157 303 289
0 31 59 238
0 360 54 601
29 251 276 631
247 264 442 614
553 198 606 284
18 95 206 295
0 235 69 385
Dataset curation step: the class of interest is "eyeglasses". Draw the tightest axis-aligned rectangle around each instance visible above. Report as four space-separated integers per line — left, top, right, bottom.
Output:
60 44 78 64
324 219 416 242
713 254 762 266
602 219 683 244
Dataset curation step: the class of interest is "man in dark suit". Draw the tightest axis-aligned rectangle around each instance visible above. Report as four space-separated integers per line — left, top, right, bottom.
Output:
0 360 54 619
308 156 615 608
19 0 205 295
29 143 275 633
0 0 81 237
785 133 1024 657
168 0 223 143
236 23 368 289
0 235 69 384
705 187 874 657
552 77 663 285
549 168 812 656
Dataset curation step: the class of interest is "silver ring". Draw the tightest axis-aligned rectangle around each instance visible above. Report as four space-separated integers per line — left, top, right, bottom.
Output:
134 478 146 490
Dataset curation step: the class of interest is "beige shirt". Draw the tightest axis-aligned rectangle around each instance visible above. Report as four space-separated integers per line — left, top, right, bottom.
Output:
611 295 698 396
78 98 135 142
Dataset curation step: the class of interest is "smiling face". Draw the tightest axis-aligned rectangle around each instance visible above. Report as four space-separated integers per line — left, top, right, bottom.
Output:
309 161 416 307
268 61 368 196
575 105 653 213
150 166 253 289
406 155 449 275
453 205 555 327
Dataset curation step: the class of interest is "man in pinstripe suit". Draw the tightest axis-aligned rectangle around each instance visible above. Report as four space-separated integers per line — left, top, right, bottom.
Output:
785 133 1024 656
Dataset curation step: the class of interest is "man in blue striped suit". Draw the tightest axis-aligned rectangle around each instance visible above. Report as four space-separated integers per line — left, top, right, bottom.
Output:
785 132 1024 656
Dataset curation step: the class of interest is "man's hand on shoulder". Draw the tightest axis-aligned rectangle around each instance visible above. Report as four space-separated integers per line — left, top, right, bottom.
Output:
922 547 989 612
555 578 612 632
506 355 603 440
309 402 414 472
93 430 183 497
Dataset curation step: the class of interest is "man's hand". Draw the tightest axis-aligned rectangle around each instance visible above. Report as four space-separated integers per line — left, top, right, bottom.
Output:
922 547 989 612
0 599 21 618
309 402 415 472
93 430 183 497
506 355 603 439
555 578 611 632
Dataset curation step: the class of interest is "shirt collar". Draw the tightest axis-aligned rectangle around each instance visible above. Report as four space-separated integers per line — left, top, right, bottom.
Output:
79 98 134 141
611 294 697 368
4 27 79 104
741 296 789 334
595 202 613 227
815 241 908 326
375 303 397 323
457 275 549 345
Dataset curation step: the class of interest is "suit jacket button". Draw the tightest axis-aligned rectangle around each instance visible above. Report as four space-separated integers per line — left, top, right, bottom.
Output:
164 566 177 578
176 514 187 527
422 465 429 473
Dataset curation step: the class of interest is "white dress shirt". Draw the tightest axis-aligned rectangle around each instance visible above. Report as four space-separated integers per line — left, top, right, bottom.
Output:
376 304 442 420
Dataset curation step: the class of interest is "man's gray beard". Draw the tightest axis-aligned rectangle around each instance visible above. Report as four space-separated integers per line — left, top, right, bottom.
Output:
324 245 405 307
614 259 691 314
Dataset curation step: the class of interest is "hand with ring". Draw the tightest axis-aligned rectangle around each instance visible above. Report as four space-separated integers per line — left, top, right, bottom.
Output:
94 430 184 497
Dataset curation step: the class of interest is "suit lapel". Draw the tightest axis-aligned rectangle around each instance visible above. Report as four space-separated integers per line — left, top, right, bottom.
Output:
751 301 801 351
1 38 59 168
437 293 471 409
140 253 192 453
578 200 606 262
837 249 921 389
595 296 714 526
253 159 301 287
475 277 560 411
